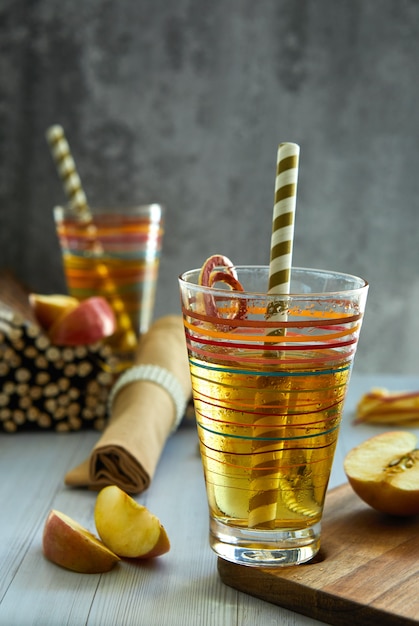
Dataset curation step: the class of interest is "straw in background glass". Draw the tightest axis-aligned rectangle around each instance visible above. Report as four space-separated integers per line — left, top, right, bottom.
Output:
46 125 91 221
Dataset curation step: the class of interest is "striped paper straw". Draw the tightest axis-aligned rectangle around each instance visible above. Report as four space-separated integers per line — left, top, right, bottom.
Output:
46 125 91 220
248 142 300 529
268 142 300 297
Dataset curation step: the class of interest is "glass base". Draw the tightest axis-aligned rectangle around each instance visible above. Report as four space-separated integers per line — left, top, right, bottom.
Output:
210 517 321 567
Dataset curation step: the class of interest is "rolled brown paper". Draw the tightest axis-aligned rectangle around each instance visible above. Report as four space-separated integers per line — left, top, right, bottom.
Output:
64 315 192 494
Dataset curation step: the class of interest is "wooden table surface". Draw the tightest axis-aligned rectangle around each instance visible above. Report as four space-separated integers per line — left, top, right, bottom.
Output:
0 373 418 626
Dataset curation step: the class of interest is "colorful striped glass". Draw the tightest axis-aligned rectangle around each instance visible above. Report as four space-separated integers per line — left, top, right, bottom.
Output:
55 204 164 360
179 265 368 567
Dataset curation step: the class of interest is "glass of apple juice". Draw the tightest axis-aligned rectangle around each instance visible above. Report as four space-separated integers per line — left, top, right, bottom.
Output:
54 204 164 364
179 265 368 567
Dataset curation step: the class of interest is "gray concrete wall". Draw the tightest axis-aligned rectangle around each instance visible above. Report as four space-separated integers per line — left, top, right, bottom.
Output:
1 0 419 375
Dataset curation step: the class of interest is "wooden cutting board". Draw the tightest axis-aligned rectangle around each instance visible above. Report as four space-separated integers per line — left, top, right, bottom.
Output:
218 483 419 626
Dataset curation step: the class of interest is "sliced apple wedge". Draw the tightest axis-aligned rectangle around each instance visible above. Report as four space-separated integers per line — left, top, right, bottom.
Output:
42 509 120 573
344 431 419 516
94 485 170 559
29 293 79 330
48 296 116 346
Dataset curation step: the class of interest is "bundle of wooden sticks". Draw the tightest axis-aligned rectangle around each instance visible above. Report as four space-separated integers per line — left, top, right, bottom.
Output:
0 272 116 433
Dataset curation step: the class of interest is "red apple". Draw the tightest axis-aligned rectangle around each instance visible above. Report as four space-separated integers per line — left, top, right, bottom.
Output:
48 296 116 346
94 485 170 559
43 510 120 573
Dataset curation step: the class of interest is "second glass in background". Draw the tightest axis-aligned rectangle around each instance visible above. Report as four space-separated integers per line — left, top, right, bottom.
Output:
54 203 164 360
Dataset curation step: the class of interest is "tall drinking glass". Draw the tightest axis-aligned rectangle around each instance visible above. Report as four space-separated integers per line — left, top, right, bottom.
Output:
54 204 164 362
179 266 368 567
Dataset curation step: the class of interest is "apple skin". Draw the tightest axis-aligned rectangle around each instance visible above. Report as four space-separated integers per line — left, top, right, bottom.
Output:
344 431 419 517
197 254 246 320
94 485 170 559
48 296 116 346
29 293 79 330
42 509 120 573
198 254 237 286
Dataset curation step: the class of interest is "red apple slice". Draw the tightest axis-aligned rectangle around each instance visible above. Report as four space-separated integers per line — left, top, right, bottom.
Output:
43 510 120 573
356 387 419 425
94 485 170 559
29 293 79 330
48 296 116 346
344 431 419 516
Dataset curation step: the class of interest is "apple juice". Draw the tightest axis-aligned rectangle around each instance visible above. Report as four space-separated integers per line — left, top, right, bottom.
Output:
190 351 351 531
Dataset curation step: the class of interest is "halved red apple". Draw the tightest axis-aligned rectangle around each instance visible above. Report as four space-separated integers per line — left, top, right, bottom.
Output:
48 296 116 346
198 254 238 287
344 431 419 516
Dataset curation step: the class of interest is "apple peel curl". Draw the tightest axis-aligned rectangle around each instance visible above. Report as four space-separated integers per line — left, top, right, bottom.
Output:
198 255 246 321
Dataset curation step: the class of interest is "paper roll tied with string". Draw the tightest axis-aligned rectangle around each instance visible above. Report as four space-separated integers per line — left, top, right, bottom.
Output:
64 315 192 494
248 142 300 528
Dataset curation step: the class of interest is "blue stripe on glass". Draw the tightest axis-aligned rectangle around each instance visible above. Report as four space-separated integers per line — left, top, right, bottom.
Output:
196 421 339 441
189 358 351 377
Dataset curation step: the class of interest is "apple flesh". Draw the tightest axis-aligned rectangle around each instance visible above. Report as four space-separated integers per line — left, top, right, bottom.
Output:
344 431 419 516
94 485 170 559
48 296 116 346
42 509 120 573
29 293 79 330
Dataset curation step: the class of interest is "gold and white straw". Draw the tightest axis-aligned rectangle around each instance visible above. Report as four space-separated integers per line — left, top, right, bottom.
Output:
268 142 300 296
46 125 91 220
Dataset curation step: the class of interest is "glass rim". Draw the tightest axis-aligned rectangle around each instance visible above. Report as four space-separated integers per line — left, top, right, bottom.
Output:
53 203 164 218
179 265 369 298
